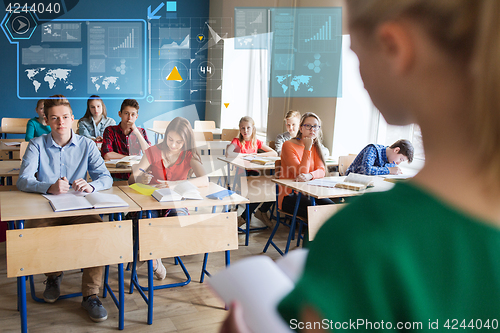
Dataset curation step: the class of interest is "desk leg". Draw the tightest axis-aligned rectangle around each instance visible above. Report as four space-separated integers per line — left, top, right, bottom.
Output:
225 250 230 266
130 218 139 294
285 192 302 254
18 276 27 333
200 253 209 283
226 162 231 190
118 263 124 330
147 260 154 325
103 266 109 298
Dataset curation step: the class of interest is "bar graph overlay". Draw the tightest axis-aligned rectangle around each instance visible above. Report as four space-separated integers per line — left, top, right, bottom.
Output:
298 13 339 53
108 27 140 58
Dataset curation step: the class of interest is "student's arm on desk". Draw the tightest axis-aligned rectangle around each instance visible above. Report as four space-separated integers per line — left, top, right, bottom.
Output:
86 140 113 191
257 143 278 157
16 141 54 193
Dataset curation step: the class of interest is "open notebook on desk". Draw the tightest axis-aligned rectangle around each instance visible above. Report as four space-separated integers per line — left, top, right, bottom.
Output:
105 155 141 168
152 181 203 202
42 189 129 212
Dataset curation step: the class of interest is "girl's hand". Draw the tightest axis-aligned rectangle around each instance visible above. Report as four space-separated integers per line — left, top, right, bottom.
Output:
137 171 154 185
295 173 313 182
302 137 313 150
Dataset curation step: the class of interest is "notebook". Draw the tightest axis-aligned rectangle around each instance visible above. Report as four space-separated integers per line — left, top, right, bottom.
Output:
151 181 203 202
43 190 129 212
334 173 375 191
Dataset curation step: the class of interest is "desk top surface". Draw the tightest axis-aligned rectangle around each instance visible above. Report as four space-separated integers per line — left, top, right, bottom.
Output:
0 187 141 221
0 160 21 176
0 139 24 151
119 182 249 211
272 176 394 199
218 156 338 171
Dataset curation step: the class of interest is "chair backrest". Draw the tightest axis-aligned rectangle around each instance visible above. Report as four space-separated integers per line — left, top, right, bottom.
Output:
194 120 216 131
268 140 276 150
307 204 347 241
153 120 170 133
1 118 29 128
221 129 240 142
274 159 282 178
72 120 79 134
6 220 133 277
239 175 276 203
20 142 29 160
138 212 237 260
338 155 356 176
194 131 213 141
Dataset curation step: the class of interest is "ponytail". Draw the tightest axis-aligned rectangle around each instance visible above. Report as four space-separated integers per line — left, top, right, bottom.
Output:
472 0 500 186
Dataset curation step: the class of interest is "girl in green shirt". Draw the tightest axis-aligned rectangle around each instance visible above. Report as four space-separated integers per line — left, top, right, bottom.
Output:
221 1 500 332
25 99 51 141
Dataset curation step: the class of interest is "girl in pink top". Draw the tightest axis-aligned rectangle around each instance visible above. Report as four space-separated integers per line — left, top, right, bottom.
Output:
129 117 208 280
226 116 277 228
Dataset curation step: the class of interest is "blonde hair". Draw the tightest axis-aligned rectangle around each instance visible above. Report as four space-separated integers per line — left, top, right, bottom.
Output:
348 0 500 185
296 112 326 167
284 110 301 121
238 116 257 150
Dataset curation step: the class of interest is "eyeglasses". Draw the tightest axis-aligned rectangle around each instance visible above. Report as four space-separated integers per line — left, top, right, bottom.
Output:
302 124 321 131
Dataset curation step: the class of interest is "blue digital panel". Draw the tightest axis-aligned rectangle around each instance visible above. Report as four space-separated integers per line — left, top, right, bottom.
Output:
7 16 146 100
269 7 342 98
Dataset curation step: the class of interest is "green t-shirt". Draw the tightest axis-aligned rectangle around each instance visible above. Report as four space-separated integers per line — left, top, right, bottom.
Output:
279 182 500 331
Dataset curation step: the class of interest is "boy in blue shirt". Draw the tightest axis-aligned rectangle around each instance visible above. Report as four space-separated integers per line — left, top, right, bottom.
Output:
346 139 414 175
17 95 113 323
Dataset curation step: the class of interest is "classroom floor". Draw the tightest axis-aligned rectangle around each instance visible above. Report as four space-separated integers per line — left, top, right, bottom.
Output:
0 209 297 333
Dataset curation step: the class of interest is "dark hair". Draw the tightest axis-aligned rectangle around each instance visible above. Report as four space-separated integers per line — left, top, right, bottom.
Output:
389 139 414 163
159 117 201 165
44 95 72 118
82 95 107 121
295 112 326 167
120 99 139 112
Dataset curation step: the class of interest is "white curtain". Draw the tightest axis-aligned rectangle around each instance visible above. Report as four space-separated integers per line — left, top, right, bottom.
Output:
220 34 271 132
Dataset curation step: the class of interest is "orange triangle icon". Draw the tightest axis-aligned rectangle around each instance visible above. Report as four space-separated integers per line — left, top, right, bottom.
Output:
166 66 183 81
224 103 230 108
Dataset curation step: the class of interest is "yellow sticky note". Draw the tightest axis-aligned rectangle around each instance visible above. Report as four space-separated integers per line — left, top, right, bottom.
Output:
129 183 157 196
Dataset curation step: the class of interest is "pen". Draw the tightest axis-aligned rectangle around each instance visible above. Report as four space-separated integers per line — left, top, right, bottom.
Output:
139 168 152 174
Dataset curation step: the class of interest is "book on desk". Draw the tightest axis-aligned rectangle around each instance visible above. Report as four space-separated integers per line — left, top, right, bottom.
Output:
152 181 203 202
43 190 129 212
105 155 141 168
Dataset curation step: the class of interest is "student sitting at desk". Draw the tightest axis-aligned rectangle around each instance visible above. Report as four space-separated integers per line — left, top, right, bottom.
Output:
226 116 277 228
17 95 113 323
278 112 333 218
25 99 51 141
78 95 116 142
275 110 330 157
129 116 208 280
346 139 414 176
101 98 150 160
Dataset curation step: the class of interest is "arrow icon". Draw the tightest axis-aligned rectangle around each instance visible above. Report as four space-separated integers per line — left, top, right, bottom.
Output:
148 3 164 20
18 21 27 30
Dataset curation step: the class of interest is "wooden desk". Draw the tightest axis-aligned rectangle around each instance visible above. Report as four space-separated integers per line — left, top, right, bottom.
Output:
0 186 141 221
265 177 394 255
120 182 247 324
0 160 20 177
272 176 394 200
1 187 141 332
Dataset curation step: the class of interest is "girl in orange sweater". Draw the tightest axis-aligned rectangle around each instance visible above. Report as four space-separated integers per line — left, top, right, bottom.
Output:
279 112 333 217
